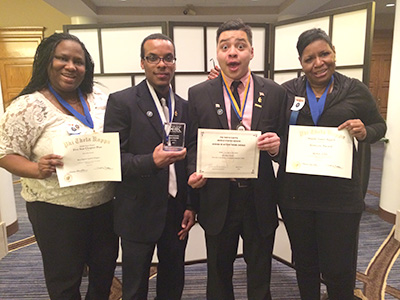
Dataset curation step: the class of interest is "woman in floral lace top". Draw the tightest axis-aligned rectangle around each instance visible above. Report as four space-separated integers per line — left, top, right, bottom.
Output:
0 33 118 300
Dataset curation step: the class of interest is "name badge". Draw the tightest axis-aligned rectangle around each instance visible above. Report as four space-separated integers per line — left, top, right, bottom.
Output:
291 96 305 111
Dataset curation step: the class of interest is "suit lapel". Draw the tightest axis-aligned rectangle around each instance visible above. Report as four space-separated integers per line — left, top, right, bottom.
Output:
251 74 266 130
209 75 229 129
136 82 164 139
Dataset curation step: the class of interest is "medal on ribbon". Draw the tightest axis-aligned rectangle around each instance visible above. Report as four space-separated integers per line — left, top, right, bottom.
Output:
221 71 251 130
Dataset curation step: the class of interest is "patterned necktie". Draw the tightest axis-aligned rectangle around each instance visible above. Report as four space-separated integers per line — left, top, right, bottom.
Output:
231 81 241 129
160 97 177 197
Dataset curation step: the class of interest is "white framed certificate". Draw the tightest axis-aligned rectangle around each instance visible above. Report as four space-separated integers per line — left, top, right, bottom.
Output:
53 132 121 187
196 128 261 178
286 125 353 179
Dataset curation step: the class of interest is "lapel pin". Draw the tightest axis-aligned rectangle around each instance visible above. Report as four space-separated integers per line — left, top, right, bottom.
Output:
259 92 264 97
146 111 153 117
175 111 178 117
217 108 224 116
215 103 221 108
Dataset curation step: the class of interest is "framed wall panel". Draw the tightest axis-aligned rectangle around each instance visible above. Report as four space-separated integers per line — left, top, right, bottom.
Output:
175 74 207 100
272 3 375 86
274 71 299 84
94 75 147 96
250 27 266 72
65 22 166 77
171 22 269 85
173 27 204 72
274 17 330 71
133 75 147 87
68 29 101 74
336 68 363 81
332 10 367 66
94 75 133 96
101 26 162 73
206 27 218 72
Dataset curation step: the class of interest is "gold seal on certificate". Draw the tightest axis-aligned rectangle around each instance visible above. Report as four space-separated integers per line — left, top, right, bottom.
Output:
163 122 186 151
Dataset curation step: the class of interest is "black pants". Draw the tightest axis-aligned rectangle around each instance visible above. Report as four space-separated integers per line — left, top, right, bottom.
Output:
121 197 187 300
280 208 361 300
205 184 275 300
27 201 119 300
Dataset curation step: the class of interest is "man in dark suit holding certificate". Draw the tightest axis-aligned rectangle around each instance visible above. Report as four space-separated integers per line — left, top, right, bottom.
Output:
187 19 287 300
104 33 196 300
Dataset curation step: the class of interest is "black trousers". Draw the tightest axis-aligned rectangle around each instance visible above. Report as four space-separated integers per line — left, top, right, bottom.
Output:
280 208 361 300
120 197 188 300
205 184 275 300
26 200 119 300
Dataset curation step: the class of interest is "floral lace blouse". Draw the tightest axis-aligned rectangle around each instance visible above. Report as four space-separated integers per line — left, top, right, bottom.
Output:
0 88 115 209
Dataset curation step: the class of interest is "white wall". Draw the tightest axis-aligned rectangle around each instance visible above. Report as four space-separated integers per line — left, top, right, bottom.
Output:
0 77 17 259
380 2 400 220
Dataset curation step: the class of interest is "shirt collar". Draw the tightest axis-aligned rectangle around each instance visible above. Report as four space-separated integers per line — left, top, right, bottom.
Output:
223 69 251 88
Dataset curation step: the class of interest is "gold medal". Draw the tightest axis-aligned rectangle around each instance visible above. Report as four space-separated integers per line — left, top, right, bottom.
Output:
236 122 246 131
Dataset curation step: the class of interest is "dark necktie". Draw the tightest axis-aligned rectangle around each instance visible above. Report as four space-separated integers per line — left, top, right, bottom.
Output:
231 81 241 129
231 81 249 184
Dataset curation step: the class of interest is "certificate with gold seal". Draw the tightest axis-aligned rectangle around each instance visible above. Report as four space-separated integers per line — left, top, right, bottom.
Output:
286 125 353 179
196 128 261 178
53 132 121 187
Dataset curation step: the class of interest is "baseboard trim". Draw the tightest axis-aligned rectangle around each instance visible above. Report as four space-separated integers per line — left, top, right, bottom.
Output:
6 220 18 237
379 207 396 224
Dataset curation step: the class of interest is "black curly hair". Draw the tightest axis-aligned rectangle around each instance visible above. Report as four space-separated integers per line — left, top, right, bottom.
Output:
17 32 94 98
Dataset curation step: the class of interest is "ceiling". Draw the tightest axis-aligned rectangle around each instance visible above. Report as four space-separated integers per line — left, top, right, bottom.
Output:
43 0 396 30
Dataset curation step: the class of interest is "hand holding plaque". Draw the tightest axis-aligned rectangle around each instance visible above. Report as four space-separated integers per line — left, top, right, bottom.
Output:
163 122 186 151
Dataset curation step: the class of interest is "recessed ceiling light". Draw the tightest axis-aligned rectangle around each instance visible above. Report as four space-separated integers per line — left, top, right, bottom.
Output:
386 3 395 7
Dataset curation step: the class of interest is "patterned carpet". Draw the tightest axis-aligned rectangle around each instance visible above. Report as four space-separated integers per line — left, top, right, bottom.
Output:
0 142 399 300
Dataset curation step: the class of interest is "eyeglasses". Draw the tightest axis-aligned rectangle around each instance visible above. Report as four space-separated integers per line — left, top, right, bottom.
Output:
144 55 176 65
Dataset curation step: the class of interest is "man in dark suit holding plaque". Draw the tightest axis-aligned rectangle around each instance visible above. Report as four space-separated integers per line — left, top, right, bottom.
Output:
187 19 287 300
104 33 196 300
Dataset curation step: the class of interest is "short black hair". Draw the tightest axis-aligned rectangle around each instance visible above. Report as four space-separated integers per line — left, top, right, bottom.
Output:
140 33 176 59
18 32 94 97
216 19 253 45
297 28 334 57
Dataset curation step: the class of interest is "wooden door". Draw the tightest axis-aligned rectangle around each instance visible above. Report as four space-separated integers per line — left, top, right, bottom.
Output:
0 27 44 111
369 54 391 118
369 30 393 119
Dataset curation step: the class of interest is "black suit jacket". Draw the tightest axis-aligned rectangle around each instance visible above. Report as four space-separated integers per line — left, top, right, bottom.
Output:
187 74 287 237
104 80 191 243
